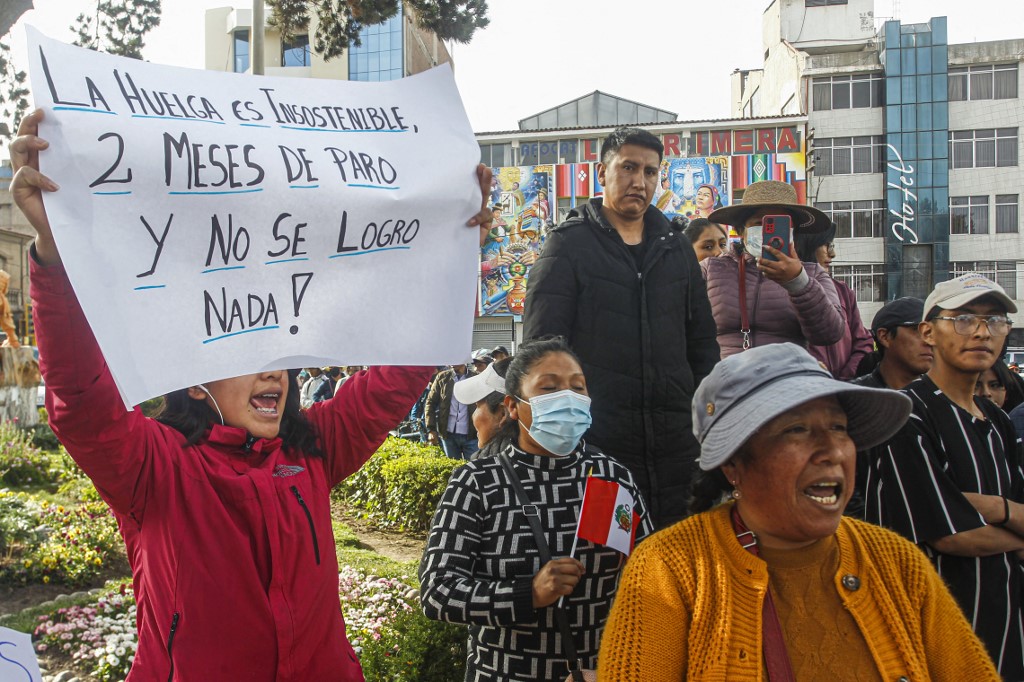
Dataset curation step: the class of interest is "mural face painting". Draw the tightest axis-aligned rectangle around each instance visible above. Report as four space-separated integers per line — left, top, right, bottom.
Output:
480 165 553 316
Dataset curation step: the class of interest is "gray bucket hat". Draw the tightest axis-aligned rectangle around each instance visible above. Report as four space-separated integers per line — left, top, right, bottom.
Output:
694 344 913 471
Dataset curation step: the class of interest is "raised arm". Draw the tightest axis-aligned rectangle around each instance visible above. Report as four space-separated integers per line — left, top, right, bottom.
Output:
306 365 434 487
15 110 158 517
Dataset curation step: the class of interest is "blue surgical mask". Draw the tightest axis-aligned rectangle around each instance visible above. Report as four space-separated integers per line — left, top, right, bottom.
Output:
516 390 592 456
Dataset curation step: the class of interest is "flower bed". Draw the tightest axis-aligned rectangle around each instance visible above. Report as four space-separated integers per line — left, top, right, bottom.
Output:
0 491 121 586
34 585 137 682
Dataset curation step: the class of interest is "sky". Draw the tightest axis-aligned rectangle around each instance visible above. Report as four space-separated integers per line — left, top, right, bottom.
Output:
7 0 1024 134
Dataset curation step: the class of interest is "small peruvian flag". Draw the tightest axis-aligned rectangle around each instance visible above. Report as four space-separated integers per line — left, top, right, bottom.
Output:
575 477 639 556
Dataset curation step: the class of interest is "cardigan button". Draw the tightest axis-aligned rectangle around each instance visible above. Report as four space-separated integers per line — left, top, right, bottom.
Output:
897 677 909 682
738 649 747 660
841 574 861 591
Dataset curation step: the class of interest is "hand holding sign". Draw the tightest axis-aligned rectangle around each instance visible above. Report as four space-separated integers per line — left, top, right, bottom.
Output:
20 27 484 407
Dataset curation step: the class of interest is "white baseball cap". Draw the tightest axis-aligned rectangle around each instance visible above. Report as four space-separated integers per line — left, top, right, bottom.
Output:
453 363 506 405
923 272 1017 321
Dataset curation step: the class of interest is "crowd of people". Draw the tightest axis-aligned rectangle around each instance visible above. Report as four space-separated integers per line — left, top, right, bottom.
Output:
13 110 1023 681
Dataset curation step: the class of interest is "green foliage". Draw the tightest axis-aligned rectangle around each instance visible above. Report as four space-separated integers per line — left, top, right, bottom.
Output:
71 0 163 59
267 0 489 62
332 519 362 550
27 421 62 452
337 547 417 577
0 491 121 586
380 454 461 532
336 437 460 532
357 607 467 681
0 39 27 141
0 421 76 489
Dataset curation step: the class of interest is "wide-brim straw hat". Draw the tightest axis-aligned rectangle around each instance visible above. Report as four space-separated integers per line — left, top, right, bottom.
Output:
708 180 831 234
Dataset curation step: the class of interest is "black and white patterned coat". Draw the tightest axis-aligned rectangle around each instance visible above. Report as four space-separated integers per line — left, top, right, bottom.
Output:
419 442 651 681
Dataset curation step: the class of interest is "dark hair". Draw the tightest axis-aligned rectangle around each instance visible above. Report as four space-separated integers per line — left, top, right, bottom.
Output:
989 358 1024 412
670 215 690 232
794 221 837 263
687 446 749 514
496 337 582 443
683 218 726 245
155 368 324 457
599 127 664 165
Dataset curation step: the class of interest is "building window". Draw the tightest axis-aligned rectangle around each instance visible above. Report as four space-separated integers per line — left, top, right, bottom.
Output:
815 136 885 176
348 10 403 82
282 34 310 67
948 64 1018 101
816 200 885 238
949 128 1018 168
480 143 511 168
233 29 250 73
950 196 990 235
997 195 1019 234
952 261 1019 298
832 264 885 302
812 74 884 111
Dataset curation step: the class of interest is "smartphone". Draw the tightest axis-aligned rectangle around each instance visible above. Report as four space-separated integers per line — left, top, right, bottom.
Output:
761 214 792 262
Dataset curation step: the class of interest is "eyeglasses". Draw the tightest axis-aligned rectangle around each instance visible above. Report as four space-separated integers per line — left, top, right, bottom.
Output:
931 314 1013 336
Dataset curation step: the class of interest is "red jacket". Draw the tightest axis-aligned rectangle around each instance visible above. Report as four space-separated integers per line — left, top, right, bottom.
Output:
31 257 432 681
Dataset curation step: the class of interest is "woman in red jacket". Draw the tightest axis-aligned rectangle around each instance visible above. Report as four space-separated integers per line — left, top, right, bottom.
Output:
10 109 491 682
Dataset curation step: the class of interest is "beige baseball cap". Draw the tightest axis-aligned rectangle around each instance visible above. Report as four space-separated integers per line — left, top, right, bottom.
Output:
923 272 1017 321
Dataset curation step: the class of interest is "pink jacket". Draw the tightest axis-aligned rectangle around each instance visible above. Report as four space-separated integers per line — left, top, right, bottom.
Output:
808 277 875 380
32 257 432 681
700 248 845 358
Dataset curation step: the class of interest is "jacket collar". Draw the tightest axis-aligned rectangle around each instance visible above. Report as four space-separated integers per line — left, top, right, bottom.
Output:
206 424 283 456
571 198 672 239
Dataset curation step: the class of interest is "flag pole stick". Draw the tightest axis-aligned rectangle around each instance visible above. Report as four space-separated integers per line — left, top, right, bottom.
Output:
557 466 593 608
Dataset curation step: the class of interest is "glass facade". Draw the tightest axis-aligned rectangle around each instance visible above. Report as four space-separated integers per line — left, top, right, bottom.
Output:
879 17 949 300
348 10 404 81
233 29 250 73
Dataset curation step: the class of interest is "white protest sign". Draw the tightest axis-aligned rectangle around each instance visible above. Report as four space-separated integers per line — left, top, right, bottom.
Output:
0 627 42 682
24 27 481 407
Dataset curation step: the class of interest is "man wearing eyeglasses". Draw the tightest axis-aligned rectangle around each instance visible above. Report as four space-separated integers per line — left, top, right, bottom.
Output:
865 273 1024 679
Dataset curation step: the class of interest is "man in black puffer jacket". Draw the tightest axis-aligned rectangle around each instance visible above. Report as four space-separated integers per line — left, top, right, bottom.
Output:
524 127 719 530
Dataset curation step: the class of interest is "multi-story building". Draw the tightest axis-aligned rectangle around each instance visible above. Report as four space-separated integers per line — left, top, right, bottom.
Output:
475 95 811 349
732 0 1024 343
204 4 452 81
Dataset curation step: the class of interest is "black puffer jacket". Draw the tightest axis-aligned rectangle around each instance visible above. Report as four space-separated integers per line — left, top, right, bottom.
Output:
523 199 719 528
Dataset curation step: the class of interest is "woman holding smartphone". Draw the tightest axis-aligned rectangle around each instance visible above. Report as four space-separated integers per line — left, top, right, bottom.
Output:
700 180 845 359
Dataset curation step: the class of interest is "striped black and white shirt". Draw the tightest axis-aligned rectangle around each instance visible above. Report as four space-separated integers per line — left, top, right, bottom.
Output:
864 375 1024 679
419 442 651 682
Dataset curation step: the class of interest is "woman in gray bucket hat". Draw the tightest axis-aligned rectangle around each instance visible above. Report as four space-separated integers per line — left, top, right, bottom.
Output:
598 344 1000 681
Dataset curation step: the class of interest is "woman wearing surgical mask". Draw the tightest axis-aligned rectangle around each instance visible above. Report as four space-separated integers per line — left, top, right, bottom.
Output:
420 337 651 682
700 180 846 359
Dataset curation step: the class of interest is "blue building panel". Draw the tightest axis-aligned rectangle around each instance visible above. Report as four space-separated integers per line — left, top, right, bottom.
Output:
880 17 950 299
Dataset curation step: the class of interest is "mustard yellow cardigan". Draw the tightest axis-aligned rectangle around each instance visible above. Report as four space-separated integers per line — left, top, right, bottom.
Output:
598 503 999 681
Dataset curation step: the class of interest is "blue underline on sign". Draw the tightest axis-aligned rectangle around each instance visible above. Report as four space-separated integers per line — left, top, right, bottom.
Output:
279 126 407 133
131 115 226 125
265 257 310 265
203 325 279 344
133 284 166 290
289 184 319 189
202 266 246 274
52 106 116 115
329 247 411 258
347 184 400 191
169 188 263 195
94 191 132 195
240 123 272 128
